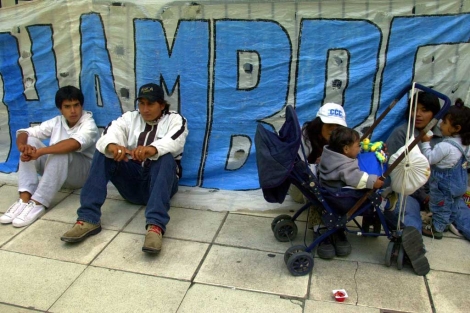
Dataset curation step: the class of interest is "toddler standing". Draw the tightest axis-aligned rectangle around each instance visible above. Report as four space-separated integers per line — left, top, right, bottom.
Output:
419 99 470 241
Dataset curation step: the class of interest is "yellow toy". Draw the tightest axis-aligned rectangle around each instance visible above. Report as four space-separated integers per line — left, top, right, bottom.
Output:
361 139 383 152
370 141 384 152
375 150 387 163
361 138 371 151
360 139 387 163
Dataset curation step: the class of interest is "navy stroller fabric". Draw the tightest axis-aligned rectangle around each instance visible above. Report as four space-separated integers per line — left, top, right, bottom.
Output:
255 105 302 203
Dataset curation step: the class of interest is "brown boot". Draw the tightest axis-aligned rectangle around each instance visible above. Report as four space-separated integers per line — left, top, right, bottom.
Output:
61 221 101 243
142 224 163 254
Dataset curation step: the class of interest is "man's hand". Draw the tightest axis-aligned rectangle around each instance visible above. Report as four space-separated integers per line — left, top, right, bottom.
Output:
107 144 131 162
23 148 43 161
18 144 36 155
131 145 158 162
20 153 32 162
18 144 41 162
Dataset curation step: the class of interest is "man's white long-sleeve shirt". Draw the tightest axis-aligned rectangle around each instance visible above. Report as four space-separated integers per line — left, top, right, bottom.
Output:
96 110 188 162
16 111 99 159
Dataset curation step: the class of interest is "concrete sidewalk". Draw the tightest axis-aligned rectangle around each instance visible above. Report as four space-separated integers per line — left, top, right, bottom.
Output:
0 177 469 313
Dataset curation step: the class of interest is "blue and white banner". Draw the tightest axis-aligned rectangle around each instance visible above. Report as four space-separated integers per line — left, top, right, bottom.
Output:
0 0 469 190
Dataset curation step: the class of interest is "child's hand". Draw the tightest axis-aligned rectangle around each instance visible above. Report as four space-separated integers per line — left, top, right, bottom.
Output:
421 130 433 142
382 143 388 154
421 134 432 142
373 179 384 189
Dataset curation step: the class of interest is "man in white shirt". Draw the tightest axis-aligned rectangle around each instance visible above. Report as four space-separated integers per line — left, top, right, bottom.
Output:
0 86 99 227
61 83 188 254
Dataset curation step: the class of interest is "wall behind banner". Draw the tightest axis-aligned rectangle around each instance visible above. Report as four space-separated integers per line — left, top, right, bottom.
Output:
0 0 469 190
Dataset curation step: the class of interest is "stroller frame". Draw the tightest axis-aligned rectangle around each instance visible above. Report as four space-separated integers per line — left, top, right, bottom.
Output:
256 83 451 276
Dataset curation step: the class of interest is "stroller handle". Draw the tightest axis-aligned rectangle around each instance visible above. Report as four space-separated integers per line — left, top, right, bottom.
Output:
361 83 451 141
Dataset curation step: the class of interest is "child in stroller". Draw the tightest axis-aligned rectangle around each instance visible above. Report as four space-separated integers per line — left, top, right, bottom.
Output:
316 126 385 258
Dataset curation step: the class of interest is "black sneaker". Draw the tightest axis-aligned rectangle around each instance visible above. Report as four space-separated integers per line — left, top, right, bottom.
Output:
332 229 352 257
401 226 430 276
317 236 336 259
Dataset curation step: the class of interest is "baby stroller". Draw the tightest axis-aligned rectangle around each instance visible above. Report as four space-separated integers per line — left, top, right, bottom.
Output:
255 83 451 276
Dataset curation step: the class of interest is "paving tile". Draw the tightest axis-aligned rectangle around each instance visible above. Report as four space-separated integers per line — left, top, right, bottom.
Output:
305 300 380 312
50 266 190 313
0 184 72 214
423 236 470 274
232 204 307 221
0 223 24 246
0 304 40 312
178 283 303 313
72 182 125 201
310 259 431 312
195 245 309 298
427 270 470 313
172 186 299 211
215 214 314 253
49 190 74 208
42 194 141 230
0 184 23 214
2 220 117 264
0 173 18 187
341 234 391 265
309 259 359 303
92 232 209 280
0 250 86 311
355 262 431 312
123 207 226 242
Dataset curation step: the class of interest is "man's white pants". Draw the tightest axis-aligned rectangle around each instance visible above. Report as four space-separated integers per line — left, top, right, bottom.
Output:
18 137 92 208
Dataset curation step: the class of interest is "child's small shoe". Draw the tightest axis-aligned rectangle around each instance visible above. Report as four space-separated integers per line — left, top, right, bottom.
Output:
422 224 443 240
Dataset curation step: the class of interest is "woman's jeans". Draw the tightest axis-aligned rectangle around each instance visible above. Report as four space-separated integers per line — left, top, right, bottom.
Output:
77 151 179 232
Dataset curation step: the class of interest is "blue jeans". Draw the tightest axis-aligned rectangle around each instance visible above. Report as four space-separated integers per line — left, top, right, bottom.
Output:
77 151 179 232
429 157 470 240
453 203 470 240
389 195 422 231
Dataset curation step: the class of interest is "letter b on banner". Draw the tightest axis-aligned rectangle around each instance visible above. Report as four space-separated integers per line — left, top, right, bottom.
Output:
202 20 291 189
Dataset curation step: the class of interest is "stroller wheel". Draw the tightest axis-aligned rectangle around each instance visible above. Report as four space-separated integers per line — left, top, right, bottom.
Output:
287 252 314 276
273 220 298 242
284 245 306 265
397 244 405 270
271 214 292 231
384 241 395 267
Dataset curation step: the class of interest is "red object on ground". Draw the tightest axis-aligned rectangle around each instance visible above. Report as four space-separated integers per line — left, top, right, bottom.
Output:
334 291 346 302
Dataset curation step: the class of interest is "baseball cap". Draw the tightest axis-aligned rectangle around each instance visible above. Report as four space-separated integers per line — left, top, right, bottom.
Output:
316 103 347 126
136 83 164 103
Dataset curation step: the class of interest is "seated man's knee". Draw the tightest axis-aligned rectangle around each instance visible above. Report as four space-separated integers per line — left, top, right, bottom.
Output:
157 153 175 165
27 137 44 147
149 153 177 174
